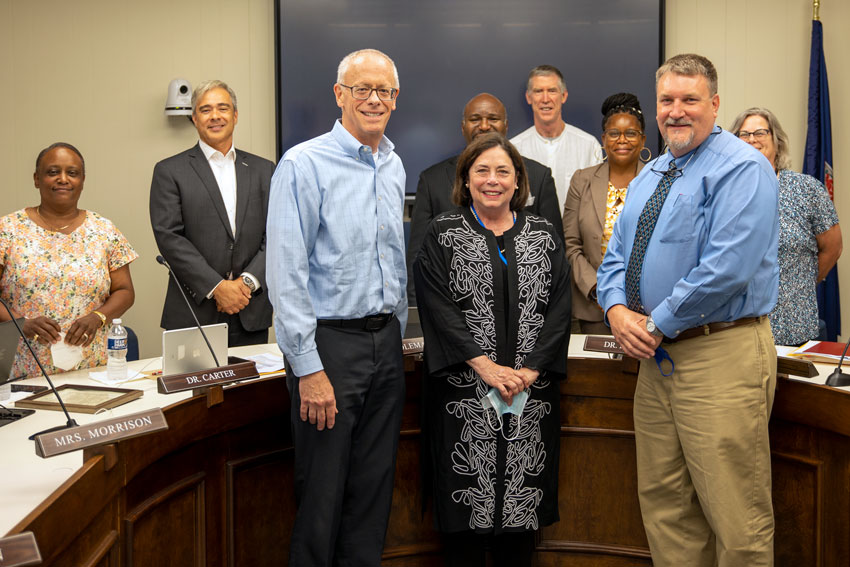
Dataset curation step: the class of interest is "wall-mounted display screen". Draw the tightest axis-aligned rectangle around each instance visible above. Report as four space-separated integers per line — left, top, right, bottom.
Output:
277 0 663 195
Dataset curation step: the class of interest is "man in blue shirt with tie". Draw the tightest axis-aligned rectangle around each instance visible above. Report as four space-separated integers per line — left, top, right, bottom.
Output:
597 54 779 566
267 48 407 566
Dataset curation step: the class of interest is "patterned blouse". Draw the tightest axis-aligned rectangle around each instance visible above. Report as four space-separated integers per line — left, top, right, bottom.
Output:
0 210 138 378
601 181 628 256
770 170 839 346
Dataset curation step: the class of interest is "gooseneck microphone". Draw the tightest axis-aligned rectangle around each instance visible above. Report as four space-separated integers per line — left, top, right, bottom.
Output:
826 336 850 387
155 255 220 367
0 297 78 439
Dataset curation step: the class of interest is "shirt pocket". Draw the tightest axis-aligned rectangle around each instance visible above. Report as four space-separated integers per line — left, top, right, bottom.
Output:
658 193 695 244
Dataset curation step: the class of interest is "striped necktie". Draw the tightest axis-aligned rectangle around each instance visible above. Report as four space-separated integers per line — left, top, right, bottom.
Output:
625 161 679 313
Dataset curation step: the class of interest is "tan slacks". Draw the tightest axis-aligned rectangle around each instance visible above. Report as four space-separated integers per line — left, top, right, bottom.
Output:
634 317 776 567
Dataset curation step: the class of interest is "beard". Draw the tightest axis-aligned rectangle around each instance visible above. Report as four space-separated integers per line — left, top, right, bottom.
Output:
662 119 695 154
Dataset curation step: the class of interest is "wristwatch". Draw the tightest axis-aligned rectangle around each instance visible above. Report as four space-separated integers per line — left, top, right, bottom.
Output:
645 315 663 338
241 274 257 293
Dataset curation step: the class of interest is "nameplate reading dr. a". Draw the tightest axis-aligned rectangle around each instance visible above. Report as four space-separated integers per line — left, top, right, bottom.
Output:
0 532 41 567
34 408 168 458
583 335 625 355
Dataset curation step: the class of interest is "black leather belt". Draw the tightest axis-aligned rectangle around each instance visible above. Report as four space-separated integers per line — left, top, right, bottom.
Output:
317 313 395 331
663 316 763 344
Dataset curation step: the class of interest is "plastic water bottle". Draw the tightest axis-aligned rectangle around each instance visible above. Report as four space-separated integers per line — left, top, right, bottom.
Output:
107 318 128 381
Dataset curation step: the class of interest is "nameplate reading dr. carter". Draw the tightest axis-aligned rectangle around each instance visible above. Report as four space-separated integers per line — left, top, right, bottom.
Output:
0 532 41 567
34 408 168 458
157 359 258 394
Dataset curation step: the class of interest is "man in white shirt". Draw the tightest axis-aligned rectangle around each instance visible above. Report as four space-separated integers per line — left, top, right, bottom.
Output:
150 80 275 346
510 65 601 211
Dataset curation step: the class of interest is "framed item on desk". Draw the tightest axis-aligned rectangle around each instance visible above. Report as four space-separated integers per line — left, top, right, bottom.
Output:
14 384 143 414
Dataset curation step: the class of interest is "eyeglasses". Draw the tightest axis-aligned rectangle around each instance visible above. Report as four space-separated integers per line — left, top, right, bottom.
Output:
737 128 771 141
603 129 643 141
338 83 398 101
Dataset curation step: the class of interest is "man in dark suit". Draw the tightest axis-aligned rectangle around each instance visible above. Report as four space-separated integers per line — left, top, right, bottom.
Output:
407 92 563 302
150 80 275 346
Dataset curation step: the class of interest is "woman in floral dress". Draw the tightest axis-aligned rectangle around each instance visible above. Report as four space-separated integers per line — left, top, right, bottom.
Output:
0 142 138 378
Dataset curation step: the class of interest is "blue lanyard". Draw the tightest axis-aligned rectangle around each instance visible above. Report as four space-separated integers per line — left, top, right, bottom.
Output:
470 204 515 266
653 346 675 376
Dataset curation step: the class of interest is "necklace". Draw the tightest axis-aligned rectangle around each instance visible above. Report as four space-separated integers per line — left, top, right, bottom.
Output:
470 204 516 233
34 206 79 232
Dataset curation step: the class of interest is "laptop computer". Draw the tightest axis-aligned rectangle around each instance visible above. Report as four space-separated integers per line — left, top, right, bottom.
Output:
161 323 228 376
0 318 23 382
0 318 36 426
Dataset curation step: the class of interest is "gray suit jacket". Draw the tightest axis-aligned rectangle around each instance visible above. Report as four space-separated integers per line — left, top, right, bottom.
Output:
562 161 644 321
150 143 275 331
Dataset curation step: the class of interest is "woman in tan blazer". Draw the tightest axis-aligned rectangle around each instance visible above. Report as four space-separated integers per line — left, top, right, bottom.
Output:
563 93 648 334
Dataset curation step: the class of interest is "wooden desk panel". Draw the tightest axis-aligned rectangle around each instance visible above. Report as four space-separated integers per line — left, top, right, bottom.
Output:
7 356 850 565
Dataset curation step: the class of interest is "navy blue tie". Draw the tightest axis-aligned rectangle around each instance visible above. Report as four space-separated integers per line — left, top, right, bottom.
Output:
625 161 679 313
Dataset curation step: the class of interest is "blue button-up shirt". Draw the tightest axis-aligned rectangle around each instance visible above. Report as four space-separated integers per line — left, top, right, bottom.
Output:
267 120 408 376
597 126 779 338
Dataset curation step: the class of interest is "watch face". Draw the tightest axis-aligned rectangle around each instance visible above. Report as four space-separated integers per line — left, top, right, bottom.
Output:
646 318 656 333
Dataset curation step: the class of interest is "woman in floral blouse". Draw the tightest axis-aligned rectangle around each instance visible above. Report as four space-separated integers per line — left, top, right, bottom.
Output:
731 108 842 346
0 142 138 378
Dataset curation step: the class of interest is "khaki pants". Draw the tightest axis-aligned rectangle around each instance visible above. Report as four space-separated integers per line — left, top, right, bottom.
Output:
634 317 776 567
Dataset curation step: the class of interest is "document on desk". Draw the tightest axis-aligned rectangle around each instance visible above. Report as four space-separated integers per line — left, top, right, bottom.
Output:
241 353 286 375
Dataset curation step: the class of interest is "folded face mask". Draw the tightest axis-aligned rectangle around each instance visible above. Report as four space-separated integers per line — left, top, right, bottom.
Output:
480 388 529 440
51 332 84 371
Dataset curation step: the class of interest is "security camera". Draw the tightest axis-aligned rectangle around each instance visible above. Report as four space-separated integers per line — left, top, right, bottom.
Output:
165 79 193 116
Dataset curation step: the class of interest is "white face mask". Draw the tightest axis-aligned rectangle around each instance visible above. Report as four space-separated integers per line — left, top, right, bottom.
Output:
480 388 529 441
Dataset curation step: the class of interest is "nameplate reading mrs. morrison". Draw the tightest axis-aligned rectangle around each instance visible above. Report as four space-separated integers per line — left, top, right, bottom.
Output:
157 358 258 394
0 532 41 567
34 408 168 458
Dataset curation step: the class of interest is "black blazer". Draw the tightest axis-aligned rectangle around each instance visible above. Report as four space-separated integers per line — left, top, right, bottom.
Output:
149 143 275 331
407 154 563 302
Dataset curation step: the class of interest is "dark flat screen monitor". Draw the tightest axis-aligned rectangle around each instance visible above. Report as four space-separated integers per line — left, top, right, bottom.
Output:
276 0 664 194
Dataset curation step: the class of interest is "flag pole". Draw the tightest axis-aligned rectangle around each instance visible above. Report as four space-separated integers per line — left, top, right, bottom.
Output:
813 0 820 21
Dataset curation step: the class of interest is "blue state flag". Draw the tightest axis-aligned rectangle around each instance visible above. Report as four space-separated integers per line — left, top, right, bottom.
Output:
804 19 840 341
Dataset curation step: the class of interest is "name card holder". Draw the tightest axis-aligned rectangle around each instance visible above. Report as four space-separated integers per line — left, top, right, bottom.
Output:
157 357 259 398
583 335 624 355
34 408 168 458
0 532 41 566
402 337 424 357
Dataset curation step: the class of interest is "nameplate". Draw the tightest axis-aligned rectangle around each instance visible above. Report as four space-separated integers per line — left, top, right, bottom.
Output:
157 358 259 394
583 335 624 354
402 337 424 356
777 356 818 378
34 408 168 458
0 532 41 566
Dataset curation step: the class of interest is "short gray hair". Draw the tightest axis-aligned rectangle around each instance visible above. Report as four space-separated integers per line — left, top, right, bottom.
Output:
192 80 238 113
655 54 718 97
729 107 792 171
526 64 566 93
336 49 399 88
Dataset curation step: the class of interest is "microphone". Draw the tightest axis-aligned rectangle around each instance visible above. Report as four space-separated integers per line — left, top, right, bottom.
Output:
826 335 850 387
0 297 78 439
155 255 220 367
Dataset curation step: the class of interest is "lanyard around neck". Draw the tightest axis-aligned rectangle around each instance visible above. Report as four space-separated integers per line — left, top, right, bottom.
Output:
470 204 515 265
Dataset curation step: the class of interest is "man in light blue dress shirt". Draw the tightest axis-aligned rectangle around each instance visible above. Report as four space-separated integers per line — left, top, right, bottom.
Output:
597 54 779 566
267 48 407 566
